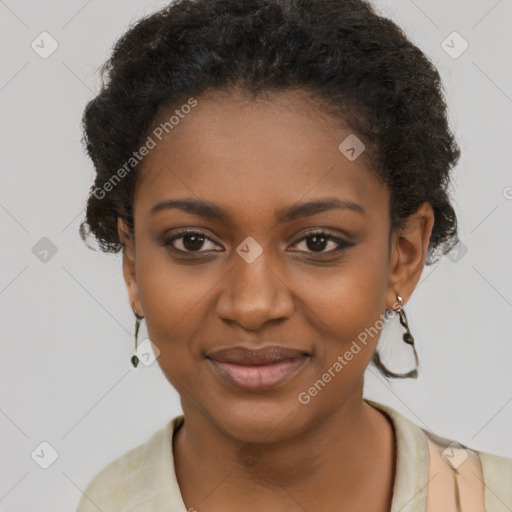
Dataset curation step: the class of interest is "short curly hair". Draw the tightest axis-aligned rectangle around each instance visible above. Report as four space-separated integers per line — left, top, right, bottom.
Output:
79 0 460 265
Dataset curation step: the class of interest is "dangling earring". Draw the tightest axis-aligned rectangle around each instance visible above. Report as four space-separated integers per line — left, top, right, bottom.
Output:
372 294 419 379
131 309 144 368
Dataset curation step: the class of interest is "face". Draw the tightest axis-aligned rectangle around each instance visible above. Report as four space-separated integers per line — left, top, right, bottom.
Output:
119 89 432 443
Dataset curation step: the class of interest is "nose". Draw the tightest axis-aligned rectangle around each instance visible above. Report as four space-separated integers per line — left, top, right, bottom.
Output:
215 249 294 331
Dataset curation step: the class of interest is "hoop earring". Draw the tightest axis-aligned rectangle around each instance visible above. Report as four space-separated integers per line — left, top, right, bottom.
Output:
131 310 144 368
372 294 419 379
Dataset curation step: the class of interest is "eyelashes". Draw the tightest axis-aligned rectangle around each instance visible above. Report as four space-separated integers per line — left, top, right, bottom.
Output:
162 230 220 254
161 229 355 257
290 230 355 254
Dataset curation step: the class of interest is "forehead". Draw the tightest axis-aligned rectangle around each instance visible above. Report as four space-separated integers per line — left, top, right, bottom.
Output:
134 90 388 226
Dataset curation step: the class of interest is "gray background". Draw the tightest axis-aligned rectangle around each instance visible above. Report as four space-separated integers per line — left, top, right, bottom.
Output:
0 0 511 510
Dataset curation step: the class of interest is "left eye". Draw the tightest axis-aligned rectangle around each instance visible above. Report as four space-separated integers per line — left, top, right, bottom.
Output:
290 231 352 254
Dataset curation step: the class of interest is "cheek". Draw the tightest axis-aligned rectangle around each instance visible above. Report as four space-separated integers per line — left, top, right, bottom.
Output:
291 248 390 393
298 249 389 333
292 253 389 410
134 244 216 370
136 232 219 322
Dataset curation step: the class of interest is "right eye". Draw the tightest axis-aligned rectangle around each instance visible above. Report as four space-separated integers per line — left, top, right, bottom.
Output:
162 230 222 254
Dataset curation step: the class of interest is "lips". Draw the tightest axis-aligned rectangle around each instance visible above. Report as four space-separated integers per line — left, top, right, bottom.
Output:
205 345 310 391
206 345 309 365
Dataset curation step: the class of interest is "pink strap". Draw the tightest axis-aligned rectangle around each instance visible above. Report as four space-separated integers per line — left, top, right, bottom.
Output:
425 432 485 511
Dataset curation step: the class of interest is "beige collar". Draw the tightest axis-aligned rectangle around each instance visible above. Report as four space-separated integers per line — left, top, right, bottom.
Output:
125 399 487 511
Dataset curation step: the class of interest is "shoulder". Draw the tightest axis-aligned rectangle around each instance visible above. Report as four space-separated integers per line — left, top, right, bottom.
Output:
75 441 146 512
365 399 512 509
75 420 173 512
423 428 512 510
475 448 512 508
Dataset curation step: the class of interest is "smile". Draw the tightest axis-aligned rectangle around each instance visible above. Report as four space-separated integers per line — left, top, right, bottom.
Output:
206 357 309 391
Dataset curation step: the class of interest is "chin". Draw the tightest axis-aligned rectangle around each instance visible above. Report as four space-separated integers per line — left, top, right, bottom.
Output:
208 397 308 444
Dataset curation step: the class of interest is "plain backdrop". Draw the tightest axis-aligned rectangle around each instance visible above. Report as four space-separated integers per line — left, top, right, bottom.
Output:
0 1 511 510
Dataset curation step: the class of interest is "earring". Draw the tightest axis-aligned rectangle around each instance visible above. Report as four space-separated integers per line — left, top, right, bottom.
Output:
372 294 419 379
131 309 144 368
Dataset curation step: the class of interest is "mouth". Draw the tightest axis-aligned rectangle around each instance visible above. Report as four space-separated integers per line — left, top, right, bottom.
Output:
205 345 310 391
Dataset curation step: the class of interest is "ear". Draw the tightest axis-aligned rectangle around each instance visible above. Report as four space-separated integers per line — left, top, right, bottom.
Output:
386 202 434 308
117 217 144 317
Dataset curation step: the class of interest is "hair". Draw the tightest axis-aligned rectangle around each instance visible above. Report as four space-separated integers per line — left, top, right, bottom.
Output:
79 0 460 264
79 0 461 377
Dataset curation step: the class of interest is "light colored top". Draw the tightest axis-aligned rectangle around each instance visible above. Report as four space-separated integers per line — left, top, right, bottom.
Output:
75 399 512 511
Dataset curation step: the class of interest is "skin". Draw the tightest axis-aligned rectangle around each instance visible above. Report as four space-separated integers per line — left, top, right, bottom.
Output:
118 88 434 512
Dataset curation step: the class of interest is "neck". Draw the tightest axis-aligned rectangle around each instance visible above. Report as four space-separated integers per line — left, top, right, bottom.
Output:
173 389 396 511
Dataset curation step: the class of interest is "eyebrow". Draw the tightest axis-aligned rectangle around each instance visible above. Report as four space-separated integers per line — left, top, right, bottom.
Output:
149 197 365 223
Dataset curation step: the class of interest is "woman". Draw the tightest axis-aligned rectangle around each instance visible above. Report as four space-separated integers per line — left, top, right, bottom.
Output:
76 0 512 510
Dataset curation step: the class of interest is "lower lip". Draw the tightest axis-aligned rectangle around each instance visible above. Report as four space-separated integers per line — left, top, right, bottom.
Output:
207 357 308 391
